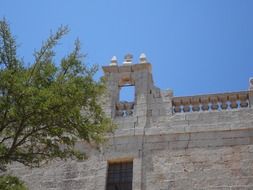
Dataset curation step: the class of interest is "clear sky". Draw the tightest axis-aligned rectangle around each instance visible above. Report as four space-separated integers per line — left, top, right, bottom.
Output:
1 0 253 96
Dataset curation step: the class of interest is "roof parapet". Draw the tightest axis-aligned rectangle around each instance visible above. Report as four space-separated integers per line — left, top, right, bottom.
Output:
172 91 249 113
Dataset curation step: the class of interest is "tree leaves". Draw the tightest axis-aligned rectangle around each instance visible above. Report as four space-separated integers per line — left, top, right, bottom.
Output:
0 175 28 190
0 19 114 171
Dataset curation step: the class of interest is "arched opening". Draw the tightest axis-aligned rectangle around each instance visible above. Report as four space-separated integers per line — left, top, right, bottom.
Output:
119 85 135 102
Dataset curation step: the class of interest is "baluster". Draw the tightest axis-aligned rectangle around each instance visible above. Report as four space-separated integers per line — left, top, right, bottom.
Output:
200 97 209 111
210 96 219 110
191 97 200 112
229 95 238 109
219 95 228 110
125 102 134 116
182 98 190 112
173 99 182 113
239 94 249 108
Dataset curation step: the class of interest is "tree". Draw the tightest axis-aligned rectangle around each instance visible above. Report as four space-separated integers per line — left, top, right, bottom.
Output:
0 18 113 171
0 175 27 190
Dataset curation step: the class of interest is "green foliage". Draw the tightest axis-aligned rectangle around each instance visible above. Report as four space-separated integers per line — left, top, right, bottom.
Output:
0 175 28 190
0 18 114 171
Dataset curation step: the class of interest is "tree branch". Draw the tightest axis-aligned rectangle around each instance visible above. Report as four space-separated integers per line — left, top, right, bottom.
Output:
27 26 69 83
0 136 11 144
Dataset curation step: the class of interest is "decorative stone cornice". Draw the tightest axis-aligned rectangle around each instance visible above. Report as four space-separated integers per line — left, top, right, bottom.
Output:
172 91 249 113
102 63 152 74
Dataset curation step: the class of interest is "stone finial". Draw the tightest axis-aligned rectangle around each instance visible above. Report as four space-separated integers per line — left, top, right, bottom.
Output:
249 77 253 91
109 56 117 66
123 54 133 65
139 53 148 64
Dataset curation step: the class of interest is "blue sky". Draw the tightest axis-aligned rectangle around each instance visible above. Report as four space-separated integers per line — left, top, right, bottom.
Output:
1 0 253 96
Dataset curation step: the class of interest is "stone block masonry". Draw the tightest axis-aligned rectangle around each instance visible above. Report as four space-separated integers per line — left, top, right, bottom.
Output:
6 54 253 190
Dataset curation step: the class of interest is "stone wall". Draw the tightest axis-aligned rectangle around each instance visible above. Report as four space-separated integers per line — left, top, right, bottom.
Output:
9 108 253 190
148 145 253 190
8 147 107 190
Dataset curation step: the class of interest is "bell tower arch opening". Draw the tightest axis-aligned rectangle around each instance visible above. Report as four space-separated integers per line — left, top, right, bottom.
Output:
119 85 135 103
102 53 155 121
118 74 135 103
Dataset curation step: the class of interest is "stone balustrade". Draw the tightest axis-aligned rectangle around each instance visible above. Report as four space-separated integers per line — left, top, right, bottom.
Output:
172 91 249 113
115 101 135 117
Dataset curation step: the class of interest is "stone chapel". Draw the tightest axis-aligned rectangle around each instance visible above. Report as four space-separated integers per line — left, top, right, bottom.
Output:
9 54 253 190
